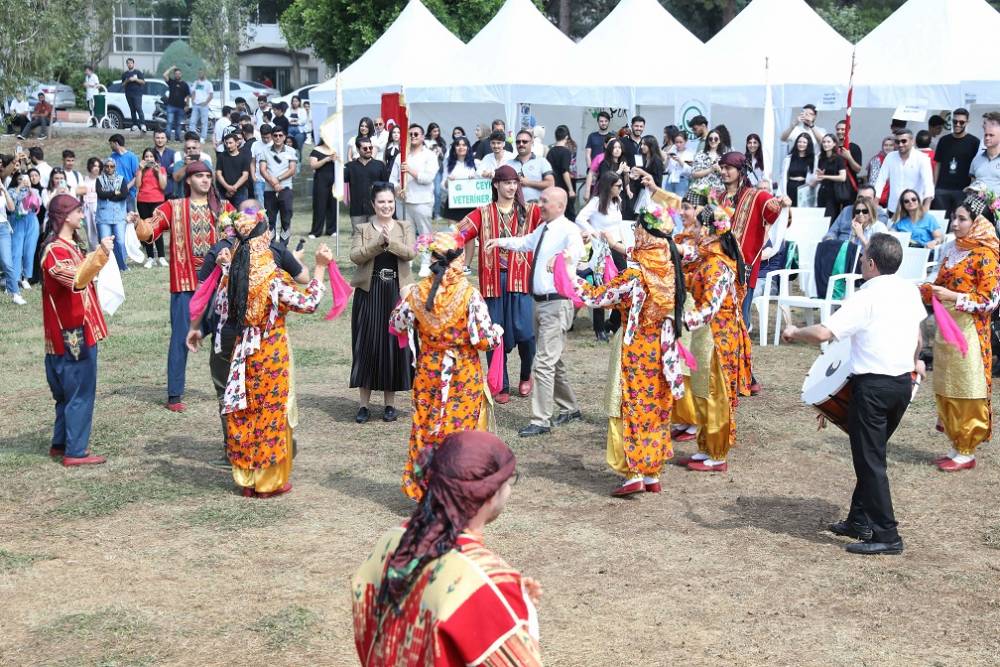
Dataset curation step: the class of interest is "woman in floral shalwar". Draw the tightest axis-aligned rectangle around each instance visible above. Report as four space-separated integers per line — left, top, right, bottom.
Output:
390 232 504 501
572 197 688 497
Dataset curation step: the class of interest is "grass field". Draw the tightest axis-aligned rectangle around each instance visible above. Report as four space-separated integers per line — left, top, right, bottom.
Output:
2 133 1000 666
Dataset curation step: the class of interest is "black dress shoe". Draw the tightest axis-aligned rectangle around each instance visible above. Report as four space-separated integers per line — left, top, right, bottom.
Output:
595 331 610 343
383 405 398 422
845 539 904 555
355 407 370 424
828 520 874 541
518 424 551 437
553 410 582 426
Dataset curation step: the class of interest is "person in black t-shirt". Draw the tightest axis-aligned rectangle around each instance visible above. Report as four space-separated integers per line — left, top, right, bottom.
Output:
548 125 576 220
121 57 147 133
162 67 191 141
620 115 645 169
271 103 291 136
585 111 612 165
933 108 981 218
216 133 251 206
835 120 863 201
474 119 513 160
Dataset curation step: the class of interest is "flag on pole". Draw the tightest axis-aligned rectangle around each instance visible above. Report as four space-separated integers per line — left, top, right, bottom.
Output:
761 56 775 184
843 49 857 190
333 66 345 200
381 91 409 187
319 68 344 199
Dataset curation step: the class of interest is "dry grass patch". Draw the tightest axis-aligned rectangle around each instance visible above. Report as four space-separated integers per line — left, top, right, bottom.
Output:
250 605 322 650
184 500 292 531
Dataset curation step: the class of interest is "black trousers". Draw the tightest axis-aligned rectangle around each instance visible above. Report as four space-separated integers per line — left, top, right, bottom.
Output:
210 329 238 446
265 188 294 243
592 248 627 334
846 372 911 543
311 176 337 236
125 94 145 128
932 189 964 224
137 201 165 258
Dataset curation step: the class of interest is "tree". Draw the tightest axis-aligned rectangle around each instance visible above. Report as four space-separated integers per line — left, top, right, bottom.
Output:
157 40 208 78
0 0 90 98
280 0 509 68
189 0 256 88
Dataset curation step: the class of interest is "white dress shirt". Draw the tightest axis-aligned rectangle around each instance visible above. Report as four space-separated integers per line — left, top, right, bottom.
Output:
575 197 623 236
479 151 515 176
872 150 935 212
389 146 438 204
493 215 584 296
824 273 925 376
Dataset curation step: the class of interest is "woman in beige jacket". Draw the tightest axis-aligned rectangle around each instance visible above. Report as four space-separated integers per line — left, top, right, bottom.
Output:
350 182 417 423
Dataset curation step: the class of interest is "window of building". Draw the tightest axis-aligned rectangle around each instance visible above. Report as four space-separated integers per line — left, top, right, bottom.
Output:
113 6 188 55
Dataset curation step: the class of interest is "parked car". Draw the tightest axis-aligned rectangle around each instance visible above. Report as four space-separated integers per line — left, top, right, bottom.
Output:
100 81 164 130
26 81 76 110
209 80 279 111
271 84 317 108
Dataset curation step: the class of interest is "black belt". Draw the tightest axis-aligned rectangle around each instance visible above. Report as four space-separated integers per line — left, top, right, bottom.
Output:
533 293 567 302
376 268 397 281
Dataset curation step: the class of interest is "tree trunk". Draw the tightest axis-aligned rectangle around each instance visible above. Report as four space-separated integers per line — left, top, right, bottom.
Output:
558 0 570 35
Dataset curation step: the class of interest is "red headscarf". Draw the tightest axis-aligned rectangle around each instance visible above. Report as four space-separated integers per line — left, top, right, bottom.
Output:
184 159 222 215
379 431 516 609
44 194 84 247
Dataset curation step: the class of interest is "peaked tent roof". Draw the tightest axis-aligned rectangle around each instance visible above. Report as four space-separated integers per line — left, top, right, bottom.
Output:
312 0 464 106
663 0 853 107
407 0 624 107
855 0 1000 108
578 0 702 93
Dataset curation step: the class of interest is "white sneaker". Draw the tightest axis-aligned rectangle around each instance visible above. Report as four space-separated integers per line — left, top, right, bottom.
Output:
158 257 168 267
418 265 431 278
308 234 317 239
144 258 155 269
19 279 31 290
12 293 27 305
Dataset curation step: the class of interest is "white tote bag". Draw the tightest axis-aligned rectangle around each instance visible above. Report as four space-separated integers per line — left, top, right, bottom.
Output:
96 253 125 315
124 222 146 264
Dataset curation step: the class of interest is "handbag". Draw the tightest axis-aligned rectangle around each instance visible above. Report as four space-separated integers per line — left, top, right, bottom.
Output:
833 179 853 204
49 295 91 361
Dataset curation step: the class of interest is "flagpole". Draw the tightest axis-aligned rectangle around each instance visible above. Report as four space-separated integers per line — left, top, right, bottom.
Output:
844 49 857 192
334 64 344 257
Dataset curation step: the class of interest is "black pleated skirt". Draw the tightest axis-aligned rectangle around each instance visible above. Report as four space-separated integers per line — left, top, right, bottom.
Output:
350 253 414 391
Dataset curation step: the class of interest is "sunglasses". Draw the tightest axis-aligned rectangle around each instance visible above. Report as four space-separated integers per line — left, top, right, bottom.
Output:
895 139 910 144
360 145 372 150
375 122 384 127
903 198 919 204
516 139 531 145
853 208 870 216
409 132 421 138
954 119 967 125
272 133 285 138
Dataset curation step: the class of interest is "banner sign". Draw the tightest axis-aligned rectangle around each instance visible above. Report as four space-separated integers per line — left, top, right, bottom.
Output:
448 178 493 208
675 99 709 132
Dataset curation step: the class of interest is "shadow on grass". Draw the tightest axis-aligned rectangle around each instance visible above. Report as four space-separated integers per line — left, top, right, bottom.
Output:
683 494 844 545
299 392 370 424
322 470 413 517
519 450 617 499
0 428 54 470
109 384 212 409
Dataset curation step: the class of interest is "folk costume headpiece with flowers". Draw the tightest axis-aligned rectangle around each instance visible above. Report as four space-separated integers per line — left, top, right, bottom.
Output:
635 204 686 325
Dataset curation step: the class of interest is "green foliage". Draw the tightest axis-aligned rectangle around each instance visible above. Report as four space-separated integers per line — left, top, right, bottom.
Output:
0 0 90 97
280 0 509 67
157 41 208 79
185 501 292 531
190 0 255 78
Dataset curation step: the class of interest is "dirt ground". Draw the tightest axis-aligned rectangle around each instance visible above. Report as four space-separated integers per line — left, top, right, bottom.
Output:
1 133 999 666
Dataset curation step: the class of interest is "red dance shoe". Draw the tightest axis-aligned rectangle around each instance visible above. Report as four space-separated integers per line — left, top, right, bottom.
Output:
937 458 976 472
166 401 186 413
494 392 511 405
932 454 951 464
62 454 107 467
610 478 645 497
257 482 293 499
749 381 762 396
518 379 533 397
644 481 662 493
687 460 728 473
49 447 65 459
241 487 256 498
672 430 697 442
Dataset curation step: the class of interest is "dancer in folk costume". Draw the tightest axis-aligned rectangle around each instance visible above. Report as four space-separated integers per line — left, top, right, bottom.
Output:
187 214 329 497
675 204 753 473
570 194 688 496
457 164 542 403
390 232 504 501
919 192 1000 471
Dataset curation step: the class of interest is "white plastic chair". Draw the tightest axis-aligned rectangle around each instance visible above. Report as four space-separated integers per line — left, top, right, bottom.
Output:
898 247 933 284
772 271 862 346
885 230 911 248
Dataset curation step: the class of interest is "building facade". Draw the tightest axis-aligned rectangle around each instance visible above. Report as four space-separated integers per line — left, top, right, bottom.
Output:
104 2 329 93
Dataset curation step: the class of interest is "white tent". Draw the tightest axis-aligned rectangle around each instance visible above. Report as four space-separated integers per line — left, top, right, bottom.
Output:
855 0 1000 109
310 0 464 109
661 0 853 108
406 0 620 115
576 0 702 104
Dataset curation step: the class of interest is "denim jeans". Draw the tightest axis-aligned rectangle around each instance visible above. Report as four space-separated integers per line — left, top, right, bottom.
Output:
254 179 265 205
45 347 99 458
432 169 443 219
168 291 193 401
190 105 210 142
0 221 19 294
166 105 185 141
97 220 128 271
11 212 39 283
